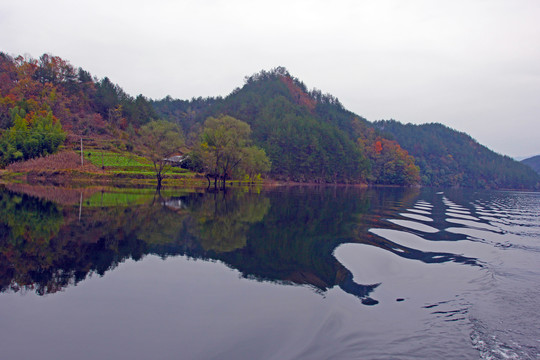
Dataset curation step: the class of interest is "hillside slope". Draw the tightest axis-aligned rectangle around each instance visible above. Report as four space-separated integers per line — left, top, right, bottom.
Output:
374 120 539 189
0 52 157 150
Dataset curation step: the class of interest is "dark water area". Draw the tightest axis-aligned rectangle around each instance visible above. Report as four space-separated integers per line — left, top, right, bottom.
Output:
0 185 538 359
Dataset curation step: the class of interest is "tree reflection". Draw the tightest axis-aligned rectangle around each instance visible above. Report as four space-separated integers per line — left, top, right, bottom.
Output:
0 185 478 305
187 190 270 252
0 189 65 294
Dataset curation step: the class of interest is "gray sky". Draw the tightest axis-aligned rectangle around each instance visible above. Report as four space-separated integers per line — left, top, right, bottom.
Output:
1 0 539 158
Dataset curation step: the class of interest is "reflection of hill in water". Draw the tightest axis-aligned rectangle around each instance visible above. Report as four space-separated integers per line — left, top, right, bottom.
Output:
0 185 479 304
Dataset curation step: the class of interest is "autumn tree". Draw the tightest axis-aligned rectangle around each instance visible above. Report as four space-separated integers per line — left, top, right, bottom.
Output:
138 120 184 189
364 137 420 185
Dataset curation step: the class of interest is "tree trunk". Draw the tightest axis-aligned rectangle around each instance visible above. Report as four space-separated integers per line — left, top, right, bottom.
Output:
157 173 163 190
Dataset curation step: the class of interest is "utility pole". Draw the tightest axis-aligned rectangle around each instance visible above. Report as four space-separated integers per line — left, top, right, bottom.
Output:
79 192 83 221
101 140 104 169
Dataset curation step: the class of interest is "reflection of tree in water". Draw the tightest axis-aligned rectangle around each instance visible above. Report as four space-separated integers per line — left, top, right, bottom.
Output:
211 187 382 304
0 186 479 305
0 188 186 295
186 190 270 252
0 189 65 294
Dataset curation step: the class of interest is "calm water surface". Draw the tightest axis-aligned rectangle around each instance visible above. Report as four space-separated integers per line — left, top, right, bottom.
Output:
0 185 538 359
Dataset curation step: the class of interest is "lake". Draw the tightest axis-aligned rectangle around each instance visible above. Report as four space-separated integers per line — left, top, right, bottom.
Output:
0 184 538 359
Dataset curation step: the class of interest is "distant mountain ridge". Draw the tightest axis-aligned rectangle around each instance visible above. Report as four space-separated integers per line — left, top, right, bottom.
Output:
522 155 540 175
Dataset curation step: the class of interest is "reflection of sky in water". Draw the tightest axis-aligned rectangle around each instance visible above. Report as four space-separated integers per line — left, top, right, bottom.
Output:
445 218 501 232
445 212 480 221
406 208 431 215
399 212 433 222
447 208 472 215
387 219 439 233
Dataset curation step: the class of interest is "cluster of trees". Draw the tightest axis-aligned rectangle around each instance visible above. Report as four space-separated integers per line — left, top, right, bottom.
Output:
93 76 157 129
374 120 540 189
0 53 157 152
363 138 420 185
353 120 420 185
0 107 65 166
0 54 71 164
136 116 271 189
151 95 220 146
195 116 270 188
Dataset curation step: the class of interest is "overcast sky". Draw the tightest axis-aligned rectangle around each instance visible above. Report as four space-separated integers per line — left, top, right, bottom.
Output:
1 0 539 158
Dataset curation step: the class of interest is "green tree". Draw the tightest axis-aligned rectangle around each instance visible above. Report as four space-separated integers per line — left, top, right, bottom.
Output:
198 115 269 189
0 108 66 166
240 146 271 182
138 120 184 189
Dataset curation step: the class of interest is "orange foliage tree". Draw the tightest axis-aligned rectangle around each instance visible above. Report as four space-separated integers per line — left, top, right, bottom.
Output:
366 137 420 185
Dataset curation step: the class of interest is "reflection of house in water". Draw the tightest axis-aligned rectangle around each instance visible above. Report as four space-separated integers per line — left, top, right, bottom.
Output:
164 198 185 210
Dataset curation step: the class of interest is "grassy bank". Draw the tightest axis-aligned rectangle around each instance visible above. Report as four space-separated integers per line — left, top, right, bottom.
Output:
0 150 206 187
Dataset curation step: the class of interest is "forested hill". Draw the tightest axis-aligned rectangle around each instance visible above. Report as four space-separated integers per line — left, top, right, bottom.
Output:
0 52 157 146
522 155 540 175
1 52 536 189
374 120 540 189
154 67 539 189
154 68 420 185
